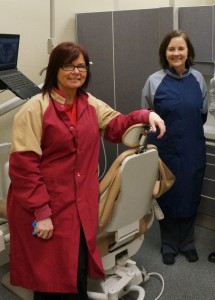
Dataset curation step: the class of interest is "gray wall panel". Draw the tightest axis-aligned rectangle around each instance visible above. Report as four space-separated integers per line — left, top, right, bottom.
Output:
76 12 118 176
76 12 115 103
179 6 213 62
114 8 174 116
159 7 174 43
113 9 159 114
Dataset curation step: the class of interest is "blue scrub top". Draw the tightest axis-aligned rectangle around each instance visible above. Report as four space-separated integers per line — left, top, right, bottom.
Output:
142 67 208 218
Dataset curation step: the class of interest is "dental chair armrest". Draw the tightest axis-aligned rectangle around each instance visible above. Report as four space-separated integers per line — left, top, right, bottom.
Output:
151 199 164 220
0 199 7 219
0 229 5 251
0 221 10 252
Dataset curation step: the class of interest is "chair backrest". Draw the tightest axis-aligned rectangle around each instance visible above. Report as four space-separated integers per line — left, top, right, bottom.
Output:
104 148 158 234
97 124 159 264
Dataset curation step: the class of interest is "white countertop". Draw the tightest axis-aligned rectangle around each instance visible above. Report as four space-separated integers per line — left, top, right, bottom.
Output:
204 111 215 141
204 124 215 140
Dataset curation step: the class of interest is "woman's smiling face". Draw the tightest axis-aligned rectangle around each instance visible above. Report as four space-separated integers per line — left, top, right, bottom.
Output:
57 53 87 93
165 36 188 75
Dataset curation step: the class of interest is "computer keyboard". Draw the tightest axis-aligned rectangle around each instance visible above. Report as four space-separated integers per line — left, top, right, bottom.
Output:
3 72 34 89
0 70 41 99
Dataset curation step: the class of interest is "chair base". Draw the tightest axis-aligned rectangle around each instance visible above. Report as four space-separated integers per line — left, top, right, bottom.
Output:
2 260 146 300
88 258 146 300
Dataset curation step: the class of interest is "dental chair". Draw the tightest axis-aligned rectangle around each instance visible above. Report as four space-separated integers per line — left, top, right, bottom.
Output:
0 124 168 300
87 124 163 300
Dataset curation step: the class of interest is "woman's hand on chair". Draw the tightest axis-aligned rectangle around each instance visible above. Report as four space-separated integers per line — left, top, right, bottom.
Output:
149 112 166 139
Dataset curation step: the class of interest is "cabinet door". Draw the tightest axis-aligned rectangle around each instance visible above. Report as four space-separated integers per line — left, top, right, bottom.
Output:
199 144 215 217
179 6 213 62
114 7 174 115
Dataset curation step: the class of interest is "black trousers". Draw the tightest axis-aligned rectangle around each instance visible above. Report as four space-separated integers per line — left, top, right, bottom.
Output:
34 229 89 300
34 293 80 300
159 216 196 255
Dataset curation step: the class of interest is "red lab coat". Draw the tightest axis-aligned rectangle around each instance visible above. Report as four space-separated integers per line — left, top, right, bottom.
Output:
7 89 150 292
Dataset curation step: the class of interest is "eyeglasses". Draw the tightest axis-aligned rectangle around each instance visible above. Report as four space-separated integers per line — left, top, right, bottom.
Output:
61 63 88 72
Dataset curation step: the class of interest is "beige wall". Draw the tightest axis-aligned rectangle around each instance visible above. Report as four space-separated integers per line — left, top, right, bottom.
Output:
0 0 214 143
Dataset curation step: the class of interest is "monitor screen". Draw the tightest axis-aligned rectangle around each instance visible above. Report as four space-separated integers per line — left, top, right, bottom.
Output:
0 34 20 71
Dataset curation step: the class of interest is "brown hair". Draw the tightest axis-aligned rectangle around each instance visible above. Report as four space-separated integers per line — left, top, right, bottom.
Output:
42 42 91 96
159 29 195 69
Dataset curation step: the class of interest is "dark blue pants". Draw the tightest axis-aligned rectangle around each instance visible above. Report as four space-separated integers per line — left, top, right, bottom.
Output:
159 216 196 255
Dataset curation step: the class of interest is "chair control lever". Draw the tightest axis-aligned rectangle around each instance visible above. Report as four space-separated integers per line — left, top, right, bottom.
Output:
139 126 153 153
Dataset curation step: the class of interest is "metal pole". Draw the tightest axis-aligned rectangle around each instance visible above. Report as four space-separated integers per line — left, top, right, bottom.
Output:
48 0 56 54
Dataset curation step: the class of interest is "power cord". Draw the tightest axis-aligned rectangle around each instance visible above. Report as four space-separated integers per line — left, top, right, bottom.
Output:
120 269 164 300
142 268 164 300
147 272 164 300
98 137 107 180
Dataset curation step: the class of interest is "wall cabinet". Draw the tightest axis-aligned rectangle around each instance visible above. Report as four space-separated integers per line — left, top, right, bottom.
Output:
197 143 215 229
178 5 214 76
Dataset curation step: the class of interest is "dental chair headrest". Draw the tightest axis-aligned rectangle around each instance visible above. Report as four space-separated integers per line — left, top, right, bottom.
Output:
122 123 148 148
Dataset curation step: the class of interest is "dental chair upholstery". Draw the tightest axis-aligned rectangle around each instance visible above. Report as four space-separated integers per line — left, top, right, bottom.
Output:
0 124 164 300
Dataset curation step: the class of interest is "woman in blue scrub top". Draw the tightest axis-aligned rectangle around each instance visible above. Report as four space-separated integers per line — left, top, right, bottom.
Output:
141 30 208 265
